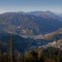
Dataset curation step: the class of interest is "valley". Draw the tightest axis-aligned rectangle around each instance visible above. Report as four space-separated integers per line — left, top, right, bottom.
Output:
0 11 62 62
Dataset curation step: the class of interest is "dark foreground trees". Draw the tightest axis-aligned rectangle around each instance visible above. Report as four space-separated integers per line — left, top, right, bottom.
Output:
0 47 62 62
25 47 62 62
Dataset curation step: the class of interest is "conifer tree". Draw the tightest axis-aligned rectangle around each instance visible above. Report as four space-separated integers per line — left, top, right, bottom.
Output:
8 34 13 62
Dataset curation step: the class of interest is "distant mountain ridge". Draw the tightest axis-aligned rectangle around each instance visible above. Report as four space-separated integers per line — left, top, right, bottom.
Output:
0 11 62 36
30 11 62 23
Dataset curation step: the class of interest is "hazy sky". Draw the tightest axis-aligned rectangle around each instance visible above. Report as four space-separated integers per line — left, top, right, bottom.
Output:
0 0 62 13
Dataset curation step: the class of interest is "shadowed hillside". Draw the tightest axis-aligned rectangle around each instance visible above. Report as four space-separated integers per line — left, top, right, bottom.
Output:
0 11 62 36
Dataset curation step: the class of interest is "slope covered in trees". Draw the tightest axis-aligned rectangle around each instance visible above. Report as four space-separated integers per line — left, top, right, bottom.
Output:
0 47 62 62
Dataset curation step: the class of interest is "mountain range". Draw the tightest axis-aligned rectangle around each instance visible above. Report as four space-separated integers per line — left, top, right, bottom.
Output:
0 11 62 36
0 11 62 52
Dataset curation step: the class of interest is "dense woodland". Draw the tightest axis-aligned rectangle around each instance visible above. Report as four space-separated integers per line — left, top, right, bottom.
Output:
0 47 62 62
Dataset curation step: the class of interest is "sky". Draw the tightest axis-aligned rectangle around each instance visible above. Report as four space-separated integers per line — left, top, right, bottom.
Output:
0 0 62 13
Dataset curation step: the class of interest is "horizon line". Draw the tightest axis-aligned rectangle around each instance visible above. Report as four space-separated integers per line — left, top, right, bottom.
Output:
0 10 62 14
